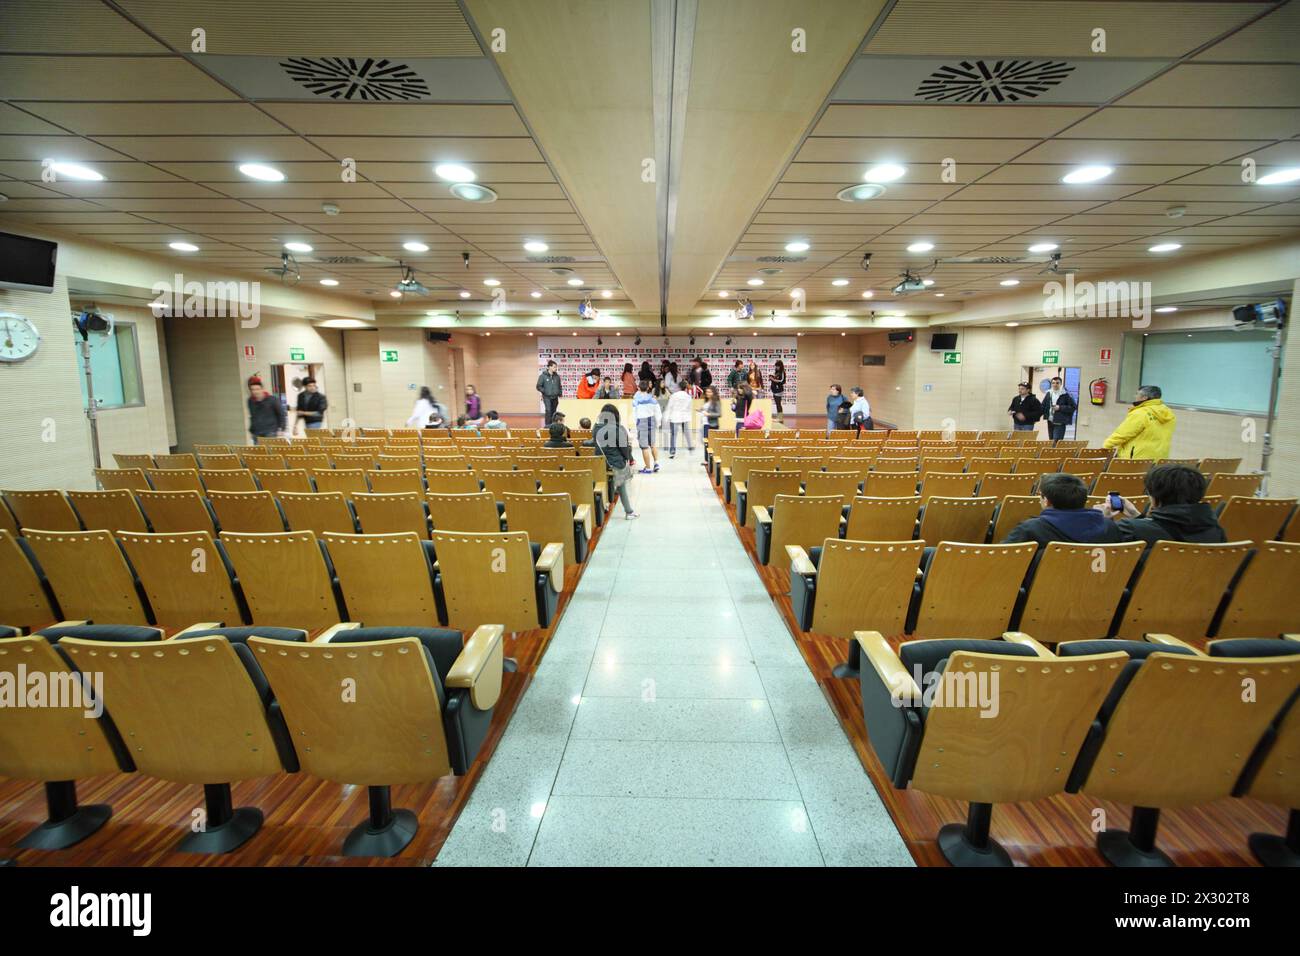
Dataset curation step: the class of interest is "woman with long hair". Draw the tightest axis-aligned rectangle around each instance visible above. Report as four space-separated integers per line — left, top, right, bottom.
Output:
406 385 437 428
701 385 721 449
621 362 637 397
638 360 655 386
769 359 786 417
746 361 763 393
732 383 753 435
593 404 638 519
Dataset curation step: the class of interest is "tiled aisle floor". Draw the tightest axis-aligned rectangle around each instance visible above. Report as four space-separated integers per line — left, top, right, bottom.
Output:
434 443 914 867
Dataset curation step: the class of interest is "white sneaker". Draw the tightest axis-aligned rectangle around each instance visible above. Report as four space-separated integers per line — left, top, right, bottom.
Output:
625 512 639 520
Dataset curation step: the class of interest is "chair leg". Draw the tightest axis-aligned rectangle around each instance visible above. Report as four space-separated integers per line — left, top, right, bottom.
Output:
343 785 417 857
937 802 1013 867
831 637 861 680
177 783 263 854
1248 808 1300 867
15 781 112 851
1097 806 1174 867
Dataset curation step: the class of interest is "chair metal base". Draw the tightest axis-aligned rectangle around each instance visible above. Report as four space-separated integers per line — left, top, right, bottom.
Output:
504 656 518 673
937 822 1013 867
1097 828 1174 867
16 803 111 851
343 808 418 857
1248 832 1300 867
178 807 263 854
831 639 861 680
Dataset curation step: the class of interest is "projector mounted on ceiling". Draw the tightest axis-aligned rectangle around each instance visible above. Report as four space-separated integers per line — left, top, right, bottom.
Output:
395 261 429 297
892 271 927 296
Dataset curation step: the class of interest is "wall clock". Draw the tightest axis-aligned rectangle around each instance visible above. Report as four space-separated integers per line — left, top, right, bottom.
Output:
0 312 40 363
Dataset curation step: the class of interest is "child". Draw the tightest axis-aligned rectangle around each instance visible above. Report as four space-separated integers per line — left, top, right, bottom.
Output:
632 380 661 473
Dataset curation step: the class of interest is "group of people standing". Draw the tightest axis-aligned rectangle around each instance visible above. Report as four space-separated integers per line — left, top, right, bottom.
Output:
1007 376 1077 441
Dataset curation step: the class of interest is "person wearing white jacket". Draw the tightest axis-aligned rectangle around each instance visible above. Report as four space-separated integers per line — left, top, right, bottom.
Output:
665 387 694 457
632 380 661 473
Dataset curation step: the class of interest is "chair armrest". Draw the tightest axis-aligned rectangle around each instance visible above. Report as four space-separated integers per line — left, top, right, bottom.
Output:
574 503 593 539
752 505 772 526
54 620 90 628
1285 633 1300 644
786 545 816 576
1001 631 1056 657
1143 633 1208 656
536 541 565 592
446 624 505 710
856 631 921 704
169 621 225 640
314 621 362 644
734 480 747 495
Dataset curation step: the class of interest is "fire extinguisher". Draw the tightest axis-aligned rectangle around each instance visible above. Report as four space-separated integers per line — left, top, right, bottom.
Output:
1089 377 1108 406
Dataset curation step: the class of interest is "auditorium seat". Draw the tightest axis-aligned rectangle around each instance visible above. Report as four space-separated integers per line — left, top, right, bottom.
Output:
353 491 431 538
1095 473 1147 499
0 528 59 631
22 529 151 626
429 530 563 633
502 492 590 566
254 467 313 495
113 453 155 470
912 542 1037 637
857 630 1124 866
1014 541 1145 642
724 455 776 503
278 490 359 535
426 490 503 534
1116 540 1252 640
1 489 81 531
136 489 217 534
1211 541 1300 638
155 453 198 471
862 472 919 498
323 531 444 626
482 469 539 500
753 494 844 566
118 530 246 629
193 444 231 457
1217 496 1294 545
284 452 331 471
367 468 425 494
976 473 1035 498
918 472 979 504
61 624 309 853
845 496 919 541
219 530 344 631
198 453 242 470
310 467 369 496
94 467 151 492
1107 458 1154 474
66 488 148 533
425 468 482 495
917 496 998 547
735 469 801 527
802 470 861 505
199 468 259 492
991 495 1043 541
1200 457 1242 475
539 468 607 526
146 468 205 493
208 490 288 534
788 538 924 677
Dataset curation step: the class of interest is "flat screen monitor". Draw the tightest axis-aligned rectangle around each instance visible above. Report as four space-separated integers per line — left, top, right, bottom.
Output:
0 231 58 293
929 332 958 350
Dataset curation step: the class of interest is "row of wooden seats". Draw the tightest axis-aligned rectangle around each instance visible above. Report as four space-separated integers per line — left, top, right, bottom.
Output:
0 619 506 857
116 443 597 472
855 631 1300 866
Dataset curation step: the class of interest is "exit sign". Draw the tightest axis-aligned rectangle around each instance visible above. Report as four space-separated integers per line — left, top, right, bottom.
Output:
1042 350 1060 364
382 350 399 363
289 348 305 361
942 351 961 365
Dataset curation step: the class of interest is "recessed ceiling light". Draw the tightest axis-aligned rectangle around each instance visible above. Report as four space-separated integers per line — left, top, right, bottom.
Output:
1062 165 1113 184
530 290 542 298
836 183 887 202
168 241 199 252
863 163 906 182
1006 322 1020 327
48 161 104 181
567 278 583 287
831 278 849 287
1000 278 1020 286
389 290 402 298
239 163 285 182
403 241 428 252
524 240 549 252
747 278 764 286
1028 242 1058 254
906 241 934 253
922 279 935 286
483 278 500 287
718 290 731 297
284 242 313 253
601 290 613 298
434 163 476 182
449 182 497 203
459 290 471 298
319 278 338 286
935 293 945 297
1155 306 1178 313
1148 242 1182 253
785 241 810 252
861 290 874 299
1257 167 1300 185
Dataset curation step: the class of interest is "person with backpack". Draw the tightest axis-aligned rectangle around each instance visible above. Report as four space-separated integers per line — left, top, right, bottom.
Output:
593 404 638 519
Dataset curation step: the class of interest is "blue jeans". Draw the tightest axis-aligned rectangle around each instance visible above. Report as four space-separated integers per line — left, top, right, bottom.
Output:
1048 422 1068 441
1013 421 1034 431
826 418 836 436
304 420 324 429
668 422 692 453
702 423 714 444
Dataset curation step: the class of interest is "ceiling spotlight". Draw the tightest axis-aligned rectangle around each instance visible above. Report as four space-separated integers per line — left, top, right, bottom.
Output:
861 290 874 299
1148 242 1182 253
1061 165 1113 184
168 241 199 252
601 290 613 299
524 240 549 252
1005 322 1020 327
238 163 285 182
922 279 935 287
747 278 764 286
284 242 313 253
689 334 695 345
48 161 104 181
906 241 934 253
1028 242 1058 254
634 334 642 345
596 336 603 346
724 336 732 345
483 278 500 286
1257 167 1300 185
718 290 731 298
567 278 584 287
530 290 542 298
1155 306 1178 313
449 182 497 203
1000 278 1020 286
403 241 429 252
389 290 402 298
785 241 810 252
459 290 471 298
319 278 338 286
831 278 849 287
434 163 476 182
935 293 945 297
836 183 887 202
863 163 906 182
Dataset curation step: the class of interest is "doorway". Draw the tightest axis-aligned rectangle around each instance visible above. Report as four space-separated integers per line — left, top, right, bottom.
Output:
270 362 326 434
1023 365 1081 440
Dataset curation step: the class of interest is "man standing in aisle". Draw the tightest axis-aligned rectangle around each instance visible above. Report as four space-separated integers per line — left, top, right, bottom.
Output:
1007 382 1041 432
295 376 328 431
1042 375 1076 443
1103 384 1176 461
247 376 285 444
536 359 562 425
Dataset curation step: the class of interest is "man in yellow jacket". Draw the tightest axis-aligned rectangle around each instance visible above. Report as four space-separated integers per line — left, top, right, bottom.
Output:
1103 385 1176 460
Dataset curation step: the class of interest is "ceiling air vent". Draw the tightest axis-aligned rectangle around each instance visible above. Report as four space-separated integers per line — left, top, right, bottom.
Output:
280 57 431 101
917 60 1074 103
313 255 366 265
757 255 806 263
528 255 576 264
549 267 576 277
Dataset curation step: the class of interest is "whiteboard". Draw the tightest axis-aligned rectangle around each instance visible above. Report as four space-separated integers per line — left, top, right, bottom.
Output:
1138 329 1276 414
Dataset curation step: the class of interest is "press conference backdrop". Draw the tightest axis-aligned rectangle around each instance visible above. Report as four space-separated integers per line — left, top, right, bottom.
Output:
1138 329 1277 414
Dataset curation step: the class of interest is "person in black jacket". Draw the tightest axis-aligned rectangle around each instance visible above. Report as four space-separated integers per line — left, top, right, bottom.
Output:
1042 376 1077 442
593 404 638 519
536 360 562 425
1002 472 1124 547
246 376 285 444
1105 463 1228 545
1008 382 1042 432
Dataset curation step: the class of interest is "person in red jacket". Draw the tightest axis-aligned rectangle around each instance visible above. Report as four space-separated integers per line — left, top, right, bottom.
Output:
576 367 600 399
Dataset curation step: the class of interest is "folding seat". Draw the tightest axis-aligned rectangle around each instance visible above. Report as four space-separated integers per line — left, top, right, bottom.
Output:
565 454 611 509
311 467 370 496
136 489 217 534
991 495 1042 542
1217 496 1296 546
258 437 292 449
194 443 231 457
254 467 313 495
779 453 824 473
965 456 1005 478
0 528 59 631
66 488 148 533
1207 472 1263 499
1116 540 1252 640
353 491 430 538
888 430 919 442
482 469 538 500
845 496 918 541
789 539 925 676
919 472 979 504
918 457 964 476
425 454 471 471
1061 637 1299 866
802 470 861 506
366 467 424 494
977 430 1010 442
430 529 564 633
1199 457 1242 474
275 491 355 536
95 467 151 492
1106 457 1154 474
1012 456 1060 480
1087 493 1150 515
331 452 376 470
1064 470 1099 493
155 452 198 471
502 492 590 566
825 457 871 482
21 529 151 625
1212 541 1300 638
60 624 308 852
220 530 344 631
1 489 81 531
284 452 331 471
998 446 1023 460
736 470 803 527
517 454 563 471
1158 458 1200 467
912 542 1038 637
539 469 606 525
196 467 257 492
1061 457 1101 475
424 491 502 534
875 456 918 472
207 490 287 534
724 455 775 503
468 454 511 472
198 453 242 470
424 468 480 495
1015 541 1145 643
360 427 390 437
146 467 205 492
118 530 247 629
753 494 843 566
376 454 422 472
976 473 1035 499
1093 472 1146 499
917 496 997 547
323 531 444 626
861 472 918 498
113 453 155 470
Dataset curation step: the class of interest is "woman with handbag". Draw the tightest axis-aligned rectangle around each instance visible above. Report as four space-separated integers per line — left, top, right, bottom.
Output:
769 360 786 418
594 404 638 519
